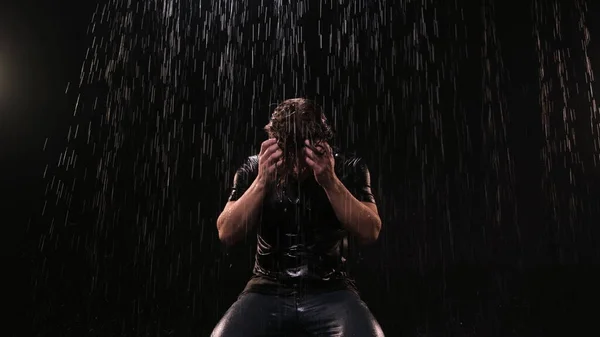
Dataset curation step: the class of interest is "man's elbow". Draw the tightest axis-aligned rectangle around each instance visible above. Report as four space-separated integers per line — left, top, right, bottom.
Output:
218 229 238 246
360 219 382 245
373 221 382 241
216 216 237 246
371 221 382 242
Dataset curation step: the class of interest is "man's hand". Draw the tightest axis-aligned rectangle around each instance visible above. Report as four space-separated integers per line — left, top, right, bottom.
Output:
256 138 283 186
303 139 336 189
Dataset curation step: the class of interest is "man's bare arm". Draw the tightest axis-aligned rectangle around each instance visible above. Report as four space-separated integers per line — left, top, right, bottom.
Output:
323 178 382 244
216 178 267 246
216 138 282 246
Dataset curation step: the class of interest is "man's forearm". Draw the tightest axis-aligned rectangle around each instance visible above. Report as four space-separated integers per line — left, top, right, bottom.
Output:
323 177 382 243
217 179 266 245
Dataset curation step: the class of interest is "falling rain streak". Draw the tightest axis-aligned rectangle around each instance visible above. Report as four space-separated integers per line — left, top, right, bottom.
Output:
30 0 600 334
533 0 600 263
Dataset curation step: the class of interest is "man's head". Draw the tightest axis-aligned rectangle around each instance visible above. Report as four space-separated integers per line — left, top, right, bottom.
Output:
264 98 333 175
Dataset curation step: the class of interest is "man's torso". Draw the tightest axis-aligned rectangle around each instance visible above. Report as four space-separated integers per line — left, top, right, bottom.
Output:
228 150 374 295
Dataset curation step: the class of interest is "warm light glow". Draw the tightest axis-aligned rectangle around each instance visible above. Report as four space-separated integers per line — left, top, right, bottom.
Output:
0 57 5 109
0 53 13 109
0 53 13 117
0 58 4 100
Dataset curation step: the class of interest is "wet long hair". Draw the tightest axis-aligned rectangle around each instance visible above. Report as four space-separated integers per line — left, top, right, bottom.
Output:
264 98 333 178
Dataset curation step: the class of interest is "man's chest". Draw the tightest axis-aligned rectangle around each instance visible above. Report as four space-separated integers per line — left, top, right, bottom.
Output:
261 179 337 228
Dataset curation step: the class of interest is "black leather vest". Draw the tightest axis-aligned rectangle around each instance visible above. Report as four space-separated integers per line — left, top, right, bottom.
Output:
228 151 375 283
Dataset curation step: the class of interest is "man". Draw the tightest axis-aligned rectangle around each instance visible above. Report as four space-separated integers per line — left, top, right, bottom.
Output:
212 98 385 336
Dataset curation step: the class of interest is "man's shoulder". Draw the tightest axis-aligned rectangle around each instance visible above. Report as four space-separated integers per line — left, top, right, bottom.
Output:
333 149 368 172
236 155 259 174
334 149 362 165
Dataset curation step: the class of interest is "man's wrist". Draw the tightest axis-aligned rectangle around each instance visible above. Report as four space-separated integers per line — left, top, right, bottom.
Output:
252 175 268 195
323 175 342 195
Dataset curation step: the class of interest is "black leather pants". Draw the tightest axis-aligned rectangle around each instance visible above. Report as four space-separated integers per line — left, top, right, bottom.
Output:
211 290 384 337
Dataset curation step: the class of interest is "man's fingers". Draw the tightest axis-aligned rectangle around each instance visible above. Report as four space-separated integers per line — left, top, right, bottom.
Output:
269 149 283 163
305 156 316 168
259 138 277 155
261 143 281 162
267 158 282 171
303 146 317 160
304 139 325 156
314 146 325 156
314 141 330 155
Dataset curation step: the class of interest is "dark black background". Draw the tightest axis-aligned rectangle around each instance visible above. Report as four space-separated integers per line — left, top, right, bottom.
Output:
3 0 600 336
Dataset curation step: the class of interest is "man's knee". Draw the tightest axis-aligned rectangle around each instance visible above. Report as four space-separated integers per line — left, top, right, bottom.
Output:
328 291 385 336
210 293 281 337
301 290 384 336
